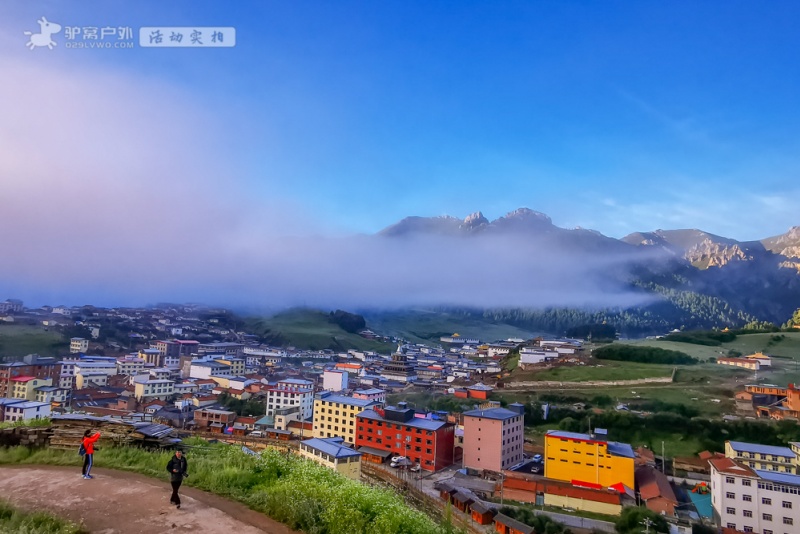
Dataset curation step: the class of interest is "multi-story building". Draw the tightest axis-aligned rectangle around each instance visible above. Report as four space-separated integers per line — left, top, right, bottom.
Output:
1 400 51 423
313 391 383 445
154 340 181 360
70 337 89 353
189 360 230 379
0 299 23 313
380 352 417 382
322 370 348 392
34 386 70 405
544 429 635 490
139 348 163 367
726 441 797 474
75 372 108 389
197 342 243 356
194 408 236 431
352 388 386 403
299 437 362 480
266 378 314 420
462 405 525 472
116 356 146 376
0 356 61 397
10 377 53 400
710 456 799 534
356 403 455 472
133 377 175 402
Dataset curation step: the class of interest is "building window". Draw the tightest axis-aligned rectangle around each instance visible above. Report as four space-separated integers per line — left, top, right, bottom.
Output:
782 502 792 509
727 492 736 499
743 495 752 502
743 510 752 518
783 517 793 525
726 508 736 515
763 513 772 521
726 477 735 484
742 479 751 487
763 498 772 505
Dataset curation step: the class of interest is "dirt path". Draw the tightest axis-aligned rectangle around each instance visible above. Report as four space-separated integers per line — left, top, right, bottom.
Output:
0 466 300 534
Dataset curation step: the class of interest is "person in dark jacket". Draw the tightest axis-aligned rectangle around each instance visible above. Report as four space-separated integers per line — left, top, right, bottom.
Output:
166 450 188 508
81 430 101 479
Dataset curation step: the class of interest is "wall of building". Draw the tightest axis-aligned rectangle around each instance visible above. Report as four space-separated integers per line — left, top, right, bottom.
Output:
545 435 634 489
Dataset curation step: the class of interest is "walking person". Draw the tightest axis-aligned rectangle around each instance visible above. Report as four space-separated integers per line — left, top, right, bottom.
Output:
166 450 188 509
81 429 101 479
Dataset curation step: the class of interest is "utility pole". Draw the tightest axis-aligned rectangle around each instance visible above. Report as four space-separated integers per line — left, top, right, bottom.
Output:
661 441 665 474
641 517 655 534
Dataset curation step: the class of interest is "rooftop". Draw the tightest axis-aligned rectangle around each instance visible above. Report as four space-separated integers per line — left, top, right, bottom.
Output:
755 469 800 487
727 441 795 457
547 430 635 458
302 437 362 459
462 407 520 421
315 393 380 407
358 409 450 431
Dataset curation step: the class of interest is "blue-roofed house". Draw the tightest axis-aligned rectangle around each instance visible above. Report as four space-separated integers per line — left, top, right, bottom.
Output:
725 440 797 474
299 436 362 480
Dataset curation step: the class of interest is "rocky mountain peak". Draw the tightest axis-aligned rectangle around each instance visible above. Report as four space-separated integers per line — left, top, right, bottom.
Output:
460 211 489 230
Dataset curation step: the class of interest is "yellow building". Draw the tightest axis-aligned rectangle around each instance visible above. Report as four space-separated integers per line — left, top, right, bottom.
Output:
298 437 362 480
312 392 383 445
544 430 635 489
11 377 53 400
215 357 245 376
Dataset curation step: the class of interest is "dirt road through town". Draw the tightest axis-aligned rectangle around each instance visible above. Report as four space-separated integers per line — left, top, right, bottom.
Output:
0 466 300 534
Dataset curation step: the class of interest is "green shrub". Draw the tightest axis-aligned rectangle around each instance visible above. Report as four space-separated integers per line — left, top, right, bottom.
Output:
0 499 87 534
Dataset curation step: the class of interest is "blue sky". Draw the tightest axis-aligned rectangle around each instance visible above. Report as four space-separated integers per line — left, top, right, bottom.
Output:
3 1 800 239
1 1 800 307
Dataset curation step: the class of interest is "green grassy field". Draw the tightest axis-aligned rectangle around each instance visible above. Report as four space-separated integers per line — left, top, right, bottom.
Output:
0 324 66 359
363 309 538 345
618 332 800 361
0 499 86 534
510 361 674 382
246 309 397 353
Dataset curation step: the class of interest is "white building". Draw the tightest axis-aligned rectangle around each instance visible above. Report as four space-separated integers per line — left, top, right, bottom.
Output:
133 377 175 402
710 456 799 534
322 370 348 392
1 400 51 422
70 337 89 354
265 378 314 420
116 357 146 376
189 360 233 379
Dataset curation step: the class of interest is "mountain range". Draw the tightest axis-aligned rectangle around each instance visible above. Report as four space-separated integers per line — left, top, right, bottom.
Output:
374 208 800 334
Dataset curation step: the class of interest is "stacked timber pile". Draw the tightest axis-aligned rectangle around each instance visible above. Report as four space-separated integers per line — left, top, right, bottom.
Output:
50 414 179 450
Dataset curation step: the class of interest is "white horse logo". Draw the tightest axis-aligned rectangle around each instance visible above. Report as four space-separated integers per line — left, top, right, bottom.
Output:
24 17 62 50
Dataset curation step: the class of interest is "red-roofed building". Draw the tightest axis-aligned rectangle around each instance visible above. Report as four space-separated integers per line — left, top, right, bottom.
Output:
635 465 678 517
500 470 633 516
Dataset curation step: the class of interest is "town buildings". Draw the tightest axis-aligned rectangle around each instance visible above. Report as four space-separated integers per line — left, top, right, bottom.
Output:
725 440 797 474
322 370 348 392
265 378 314 420
710 456 799 534
313 391 383 445
356 402 455 471
69 337 88 354
462 405 524 472
299 436 362 480
544 429 635 490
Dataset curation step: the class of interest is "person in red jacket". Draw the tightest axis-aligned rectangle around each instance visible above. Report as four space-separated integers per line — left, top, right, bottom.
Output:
81 429 101 479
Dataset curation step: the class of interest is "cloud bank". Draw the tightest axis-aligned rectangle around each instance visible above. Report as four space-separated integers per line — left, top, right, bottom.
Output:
0 56 654 311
